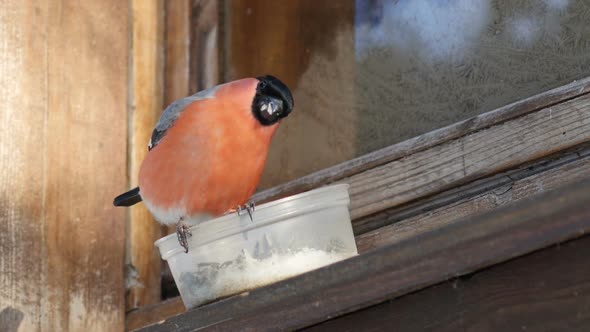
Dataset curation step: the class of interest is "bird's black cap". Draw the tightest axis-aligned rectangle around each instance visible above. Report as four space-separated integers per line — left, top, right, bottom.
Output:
252 75 294 126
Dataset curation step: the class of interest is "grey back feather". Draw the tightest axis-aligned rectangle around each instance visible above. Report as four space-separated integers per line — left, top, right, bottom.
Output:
148 85 221 150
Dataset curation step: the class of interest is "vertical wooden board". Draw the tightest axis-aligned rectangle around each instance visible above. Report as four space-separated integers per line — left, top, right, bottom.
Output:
165 0 219 104
0 1 48 331
164 0 191 105
43 1 128 330
227 0 357 188
0 0 128 331
189 0 220 92
128 0 165 309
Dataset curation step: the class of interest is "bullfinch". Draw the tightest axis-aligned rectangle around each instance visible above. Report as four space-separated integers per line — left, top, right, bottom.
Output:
114 75 294 252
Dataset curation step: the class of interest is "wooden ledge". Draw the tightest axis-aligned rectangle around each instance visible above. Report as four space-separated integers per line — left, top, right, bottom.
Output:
134 178 590 331
356 144 590 252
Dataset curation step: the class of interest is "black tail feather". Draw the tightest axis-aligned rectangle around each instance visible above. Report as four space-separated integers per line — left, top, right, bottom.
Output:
114 187 142 206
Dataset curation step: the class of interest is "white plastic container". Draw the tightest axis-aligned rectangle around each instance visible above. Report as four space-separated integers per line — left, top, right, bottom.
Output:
155 184 357 309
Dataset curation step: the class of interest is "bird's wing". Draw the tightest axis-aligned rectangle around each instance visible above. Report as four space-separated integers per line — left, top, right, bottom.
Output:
148 84 221 150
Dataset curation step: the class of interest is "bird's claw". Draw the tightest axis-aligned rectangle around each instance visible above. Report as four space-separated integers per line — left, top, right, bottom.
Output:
237 202 256 222
176 223 192 253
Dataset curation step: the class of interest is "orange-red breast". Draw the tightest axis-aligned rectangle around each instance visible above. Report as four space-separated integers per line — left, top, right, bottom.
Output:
114 76 294 250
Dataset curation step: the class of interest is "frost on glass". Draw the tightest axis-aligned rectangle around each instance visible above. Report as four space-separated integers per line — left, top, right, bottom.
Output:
353 0 590 154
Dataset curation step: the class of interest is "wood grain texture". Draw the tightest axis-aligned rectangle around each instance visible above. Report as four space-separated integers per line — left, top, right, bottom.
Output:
127 0 165 310
164 0 191 107
357 145 590 253
136 178 590 331
164 0 219 100
0 2 47 331
252 77 590 203
345 93 590 220
307 236 590 332
127 298 186 331
227 0 353 89
189 0 219 92
0 1 128 331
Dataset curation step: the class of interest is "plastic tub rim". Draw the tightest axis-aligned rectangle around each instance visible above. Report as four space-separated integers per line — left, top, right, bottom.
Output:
155 184 350 260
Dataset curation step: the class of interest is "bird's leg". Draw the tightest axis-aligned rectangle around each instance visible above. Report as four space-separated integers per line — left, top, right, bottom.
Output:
176 218 192 253
237 201 256 222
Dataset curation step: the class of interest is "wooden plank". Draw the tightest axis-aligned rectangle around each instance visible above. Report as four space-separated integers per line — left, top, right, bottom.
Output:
127 0 165 310
345 93 590 220
306 236 590 332
353 143 590 235
189 0 219 92
0 1 128 331
44 1 128 328
252 77 590 203
136 177 590 331
127 298 183 330
357 145 590 253
163 0 219 101
164 0 191 106
0 2 49 331
127 298 186 331
164 0 222 105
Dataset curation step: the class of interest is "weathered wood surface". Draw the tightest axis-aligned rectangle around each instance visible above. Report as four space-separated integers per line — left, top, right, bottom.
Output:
345 93 590 220
227 0 354 92
353 142 590 234
164 0 191 108
357 144 590 251
189 0 220 93
0 1 128 331
127 0 166 310
163 0 221 100
136 177 590 331
127 298 186 331
253 77 590 203
164 0 220 109
307 235 590 332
